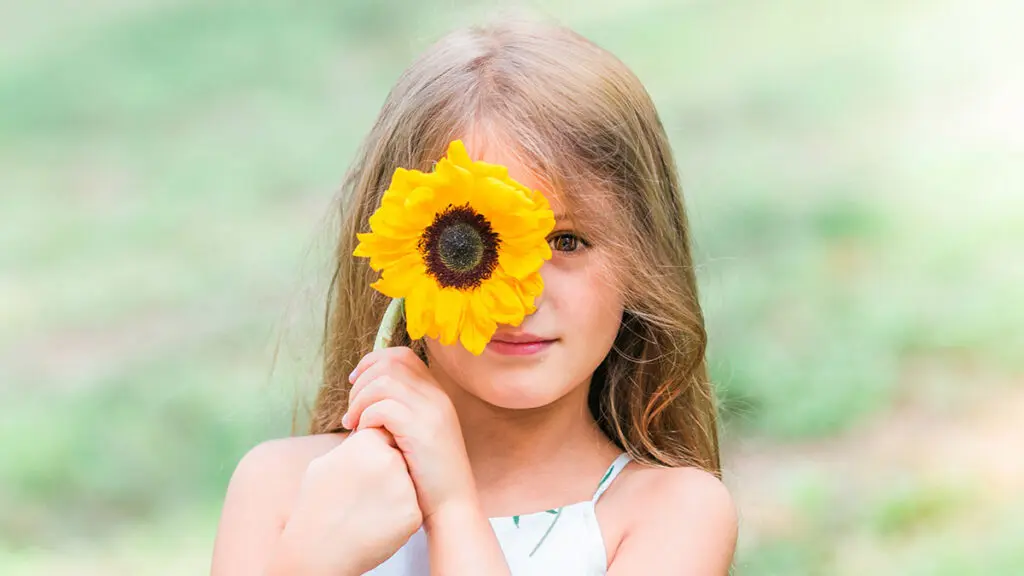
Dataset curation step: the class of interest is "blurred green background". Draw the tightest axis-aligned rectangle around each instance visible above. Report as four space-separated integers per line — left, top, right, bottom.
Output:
2 0 1022 574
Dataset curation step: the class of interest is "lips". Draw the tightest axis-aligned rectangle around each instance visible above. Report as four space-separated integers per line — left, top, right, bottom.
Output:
490 332 553 344
487 332 556 356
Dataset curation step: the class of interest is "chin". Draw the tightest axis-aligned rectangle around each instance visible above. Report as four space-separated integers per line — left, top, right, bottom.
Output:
468 371 575 410
426 338 589 409
432 354 574 411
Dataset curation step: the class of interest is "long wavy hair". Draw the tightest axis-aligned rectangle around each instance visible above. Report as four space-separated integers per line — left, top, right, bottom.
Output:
310 19 720 476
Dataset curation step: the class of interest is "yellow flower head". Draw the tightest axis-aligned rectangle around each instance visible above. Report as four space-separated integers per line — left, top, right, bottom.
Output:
354 140 556 355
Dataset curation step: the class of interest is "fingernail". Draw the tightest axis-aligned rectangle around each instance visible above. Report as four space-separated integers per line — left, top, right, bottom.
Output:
341 413 350 429
348 369 356 382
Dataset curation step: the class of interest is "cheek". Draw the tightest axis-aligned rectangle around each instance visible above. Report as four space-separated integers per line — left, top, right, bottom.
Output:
422 338 473 380
417 256 625 410
543 257 625 354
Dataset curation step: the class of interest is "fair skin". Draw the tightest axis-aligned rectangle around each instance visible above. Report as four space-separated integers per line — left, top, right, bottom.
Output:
210 138 738 575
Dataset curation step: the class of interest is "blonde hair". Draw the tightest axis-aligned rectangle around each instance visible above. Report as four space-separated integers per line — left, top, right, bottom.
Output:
311 19 720 476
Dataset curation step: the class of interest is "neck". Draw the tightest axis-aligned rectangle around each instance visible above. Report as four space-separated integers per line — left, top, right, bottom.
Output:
432 368 621 511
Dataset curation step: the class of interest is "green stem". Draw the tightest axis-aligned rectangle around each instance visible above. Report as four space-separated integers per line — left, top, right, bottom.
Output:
373 297 405 351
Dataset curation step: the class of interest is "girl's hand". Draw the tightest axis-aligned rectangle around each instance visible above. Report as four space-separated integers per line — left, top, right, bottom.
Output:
270 428 422 576
342 346 477 527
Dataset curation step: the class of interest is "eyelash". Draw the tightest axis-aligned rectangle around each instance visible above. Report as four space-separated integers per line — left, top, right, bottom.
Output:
547 231 589 253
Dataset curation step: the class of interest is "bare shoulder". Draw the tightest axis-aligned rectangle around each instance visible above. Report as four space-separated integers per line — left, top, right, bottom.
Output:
241 432 351 474
210 433 349 575
226 432 350 519
603 463 738 574
632 464 736 520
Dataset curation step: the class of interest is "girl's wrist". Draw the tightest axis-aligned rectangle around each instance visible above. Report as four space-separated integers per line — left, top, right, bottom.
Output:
424 493 485 534
424 456 481 532
423 492 511 575
265 536 314 576
267 526 361 576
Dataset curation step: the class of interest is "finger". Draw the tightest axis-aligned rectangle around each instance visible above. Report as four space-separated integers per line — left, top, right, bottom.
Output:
344 376 411 430
356 398 414 440
349 347 404 384
348 349 386 385
348 362 411 422
349 425 398 449
347 358 395 406
347 357 422 413
348 346 421 384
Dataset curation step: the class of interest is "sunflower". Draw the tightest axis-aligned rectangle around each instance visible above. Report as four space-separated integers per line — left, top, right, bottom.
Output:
354 140 555 355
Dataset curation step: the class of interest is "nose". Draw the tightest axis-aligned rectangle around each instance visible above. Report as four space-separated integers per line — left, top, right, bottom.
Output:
529 268 549 312
529 292 543 314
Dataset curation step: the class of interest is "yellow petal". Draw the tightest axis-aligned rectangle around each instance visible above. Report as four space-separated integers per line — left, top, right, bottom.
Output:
387 167 416 196
354 233 419 271
480 177 532 210
368 206 426 239
461 332 486 355
485 275 524 312
469 160 509 180
434 160 473 206
370 253 426 298
389 166 442 194
512 277 538 316
472 181 536 231
491 209 555 241
498 249 546 280
468 290 498 328
434 288 466 346
501 233 553 261
460 291 498 354
356 140 557 349
446 140 473 168
480 274 526 324
404 276 439 340
404 185 436 212
518 271 544 297
352 232 376 257
354 231 416 250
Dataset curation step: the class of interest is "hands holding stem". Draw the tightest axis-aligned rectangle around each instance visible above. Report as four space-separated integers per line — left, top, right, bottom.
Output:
269 347 510 576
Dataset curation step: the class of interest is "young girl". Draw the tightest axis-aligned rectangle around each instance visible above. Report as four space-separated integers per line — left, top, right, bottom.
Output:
211 19 737 576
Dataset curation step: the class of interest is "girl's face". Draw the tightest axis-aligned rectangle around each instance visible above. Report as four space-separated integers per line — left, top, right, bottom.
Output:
423 139 625 410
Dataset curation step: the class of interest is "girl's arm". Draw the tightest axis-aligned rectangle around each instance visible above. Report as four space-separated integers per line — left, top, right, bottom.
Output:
423 494 511 576
344 347 514 574
211 431 422 576
211 439 319 576
606 467 738 576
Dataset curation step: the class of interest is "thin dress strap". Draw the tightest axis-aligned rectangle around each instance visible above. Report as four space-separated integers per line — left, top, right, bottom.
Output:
591 452 632 502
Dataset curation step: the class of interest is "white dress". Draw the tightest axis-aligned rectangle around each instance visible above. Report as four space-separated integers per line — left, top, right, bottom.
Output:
365 452 633 575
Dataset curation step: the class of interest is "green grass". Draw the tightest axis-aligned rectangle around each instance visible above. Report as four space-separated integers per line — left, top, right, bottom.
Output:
2 0 1022 572
734 476 1023 575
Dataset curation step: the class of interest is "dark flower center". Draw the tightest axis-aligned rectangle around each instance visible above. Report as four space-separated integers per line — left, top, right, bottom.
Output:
420 204 500 290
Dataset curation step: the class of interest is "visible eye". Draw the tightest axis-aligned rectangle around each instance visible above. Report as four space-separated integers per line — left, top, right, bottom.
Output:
548 232 588 253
